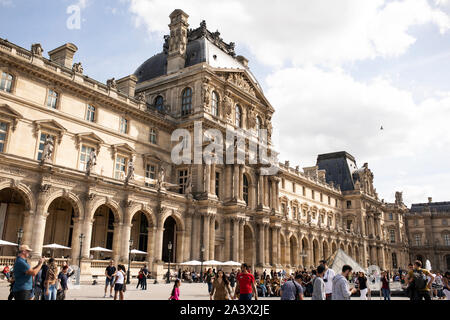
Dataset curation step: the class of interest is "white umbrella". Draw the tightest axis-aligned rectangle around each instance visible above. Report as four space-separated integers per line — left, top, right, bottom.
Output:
0 239 18 246
180 260 202 266
222 261 242 266
90 247 113 252
43 243 71 250
130 249 147 255
203 260 223 266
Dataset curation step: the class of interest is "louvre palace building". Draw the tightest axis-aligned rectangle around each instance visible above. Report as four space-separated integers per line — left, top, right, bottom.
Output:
2 9 446 280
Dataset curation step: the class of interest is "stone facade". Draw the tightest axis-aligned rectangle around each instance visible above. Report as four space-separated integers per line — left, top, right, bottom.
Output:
405 198 450 271
0 9 416 280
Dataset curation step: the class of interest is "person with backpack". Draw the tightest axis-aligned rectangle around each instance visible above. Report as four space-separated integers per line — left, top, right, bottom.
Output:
280 274 304 300
407 260 434 300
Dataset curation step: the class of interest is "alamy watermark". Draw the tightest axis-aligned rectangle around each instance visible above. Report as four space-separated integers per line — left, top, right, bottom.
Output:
171 121 279 175
67 4 82 30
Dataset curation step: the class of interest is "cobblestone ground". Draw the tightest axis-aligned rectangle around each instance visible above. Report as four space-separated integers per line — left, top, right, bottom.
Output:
0 280 414 300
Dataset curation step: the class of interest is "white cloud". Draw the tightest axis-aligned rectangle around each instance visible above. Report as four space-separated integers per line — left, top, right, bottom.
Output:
0 0 13 7
127 0 450 67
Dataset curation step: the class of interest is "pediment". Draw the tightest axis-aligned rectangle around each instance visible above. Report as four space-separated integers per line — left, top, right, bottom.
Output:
112 143 136 156
0 104 23 131
75 132 104 150
34 119 67 133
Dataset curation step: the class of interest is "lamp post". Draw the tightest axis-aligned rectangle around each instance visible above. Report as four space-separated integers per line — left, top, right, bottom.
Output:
16 228 24 255
76 233 85 285
200 245 205 282
166 241 172 284
127 239 133 284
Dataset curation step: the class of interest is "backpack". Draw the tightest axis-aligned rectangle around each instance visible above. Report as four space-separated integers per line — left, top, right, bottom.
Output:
413 270 428 290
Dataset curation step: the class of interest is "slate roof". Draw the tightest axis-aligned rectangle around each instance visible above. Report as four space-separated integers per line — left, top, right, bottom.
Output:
410 202 450 214
316 151 359 191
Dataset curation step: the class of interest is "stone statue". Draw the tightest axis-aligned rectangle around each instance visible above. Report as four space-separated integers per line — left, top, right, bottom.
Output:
40 136 54 164
31 43 43 56
247 107 256 129
86 149 97 176
157 166 166 190
202 80 210 109
203 165 208 192
223 92 232 116
107 78 117 89
72 62 83 74
137 92 146 103
125 158 135 184
395 191 403 205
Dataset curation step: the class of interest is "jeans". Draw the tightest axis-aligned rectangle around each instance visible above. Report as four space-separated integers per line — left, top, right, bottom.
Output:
260 285 267 297
142 277 147 290
45 284 57 300
382 288 391 300
360 288 368 300
207 282 213 293
239 293 253 301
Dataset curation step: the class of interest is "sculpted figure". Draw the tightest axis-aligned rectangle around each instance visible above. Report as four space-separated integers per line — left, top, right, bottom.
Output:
107 78 117 89
125 158 135 184
31 43 43 56
40 136 54 164
86 149 97 176
72 62 83 74
157 166 166 190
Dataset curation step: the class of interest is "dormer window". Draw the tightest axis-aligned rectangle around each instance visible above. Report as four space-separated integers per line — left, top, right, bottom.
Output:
47 89 59 109
154 95 164 112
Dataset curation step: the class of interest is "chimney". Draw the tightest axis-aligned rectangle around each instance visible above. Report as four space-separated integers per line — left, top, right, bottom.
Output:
167 9 189 74
428 197 432 204
236 55 249 68
48 43 78 69
117 75 138 97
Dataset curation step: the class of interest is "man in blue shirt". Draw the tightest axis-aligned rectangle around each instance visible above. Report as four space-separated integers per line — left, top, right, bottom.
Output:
280 274 304 300
13 245 45 300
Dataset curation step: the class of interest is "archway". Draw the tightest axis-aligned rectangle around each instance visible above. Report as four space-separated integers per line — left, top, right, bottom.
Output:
280 233 286 266
243 225 254 266
323 241 329 260
162 216 177 263
0 188 28 256
301 237 309 268
392 252 398 269
91 205 118 260
290 236 298 267
331 242 337 255
130 211 149 262
43 197 76 258
312 239 319 267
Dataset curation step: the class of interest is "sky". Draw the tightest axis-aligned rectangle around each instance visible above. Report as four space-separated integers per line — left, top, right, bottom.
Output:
1 0 449 206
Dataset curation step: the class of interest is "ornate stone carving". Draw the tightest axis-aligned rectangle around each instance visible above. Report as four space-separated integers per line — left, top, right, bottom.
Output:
39 184 51 193
107 78 117 89
247 107 257 129
88 193 96 201
157 166 166 190
226 73 256 96
124 158 135 184
137 92 146 103
40 136 54 164
201 80 211 111
185 170 192 196
72 62 83 74
31 43 43 56
395 191 403 205
223 92 233 121
86 149 97 176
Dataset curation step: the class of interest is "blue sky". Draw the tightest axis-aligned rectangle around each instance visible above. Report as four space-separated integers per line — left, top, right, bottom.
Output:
1 0 450 205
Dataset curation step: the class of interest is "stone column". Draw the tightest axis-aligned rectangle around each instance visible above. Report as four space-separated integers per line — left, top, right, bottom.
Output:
81 218 94 260
191 214 200 260
264 176 269 207
203 214 210 261
154 226 164 263
257 223 265 267
239 165 244 200
319 237 324 261
239 219 245 263
209 215 216 260
264 225 269 265
31 212 47 258
270 227 277 265
285 240 291 267
232 218 239 262
184 213 192 261
121 223 132 262
275 179 280 212
22 210 34 247
146 227 156 267
258 173 264 208
70 217 83 265
225 165 232 200
224 218 231 261
233 165 239 200
277 228 282 266
176 230 184 263
204 165 211 194
210 163 216 195
112 222 122 263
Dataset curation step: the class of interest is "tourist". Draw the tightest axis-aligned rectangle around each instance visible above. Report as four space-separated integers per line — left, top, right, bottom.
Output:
113 264 126 300
229 269 236 293
104 260 116 298
137 267 144 289
332 265 357 300
141 265 149 290
264 275 273 297
432 271 443 299
2 265 10 280
405 263 414 299
169 279 181 300
408 260 434 300
381 271 391 300
234 263 258 301
33 267 43 300
271 274 281 297
320 259 335 300
443 272 450 300
258 276 268 297
204 268 215 294
210 270 233 300
280 274 304 300
312 264 326 300
356 271 368 300
57 265 71 300
44 258 58 300
12 245 45 300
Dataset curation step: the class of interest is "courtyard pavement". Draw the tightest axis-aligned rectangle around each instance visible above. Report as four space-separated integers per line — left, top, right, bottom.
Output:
0 280 411 300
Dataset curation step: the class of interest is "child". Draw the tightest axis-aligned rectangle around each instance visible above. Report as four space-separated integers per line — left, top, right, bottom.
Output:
169 279 181 300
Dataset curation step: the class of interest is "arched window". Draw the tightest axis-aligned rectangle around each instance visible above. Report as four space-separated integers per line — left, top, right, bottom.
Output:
235 105 242 128
243 174 249 205
181 88 192 116
211 91 219 117
154 95 164 112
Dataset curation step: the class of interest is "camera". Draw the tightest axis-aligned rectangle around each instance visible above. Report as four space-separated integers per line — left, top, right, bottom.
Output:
324 278 328 283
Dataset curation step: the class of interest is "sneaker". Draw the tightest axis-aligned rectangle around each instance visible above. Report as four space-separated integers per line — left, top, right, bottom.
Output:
109 294 113 298
103 294 106 298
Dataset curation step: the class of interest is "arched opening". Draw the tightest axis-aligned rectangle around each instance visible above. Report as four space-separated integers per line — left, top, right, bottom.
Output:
280 234 286 266
154 95 164 112
243 174 249 206
392 252 398 269
162 216 177 263
0 188 27 257
91 205 117 260
243 225 254 266
301 238 309 268
323 241 329 260
290 236 298 267
313 239 319 267
130 211 149 262
43 197 76 258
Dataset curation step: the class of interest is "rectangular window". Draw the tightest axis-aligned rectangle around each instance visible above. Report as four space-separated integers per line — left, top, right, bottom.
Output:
79 145 95 171
0 122 8 152
311 190 315 200
390 230 396 243
292 183 296 193
0 72 13 92
145 164 156 187
37 133 55 161
178 169 188 194
414 234 421 246
47 89 58 109
114 156 126 180
149 128 157 144
215 172 220 197
444 234 450 246
346 201 352 209
328 196 331 205
389 213 393 220
320 193 323 202
119 117 128 134
302 186 306 196
86 105 95 122
281 178 285 189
